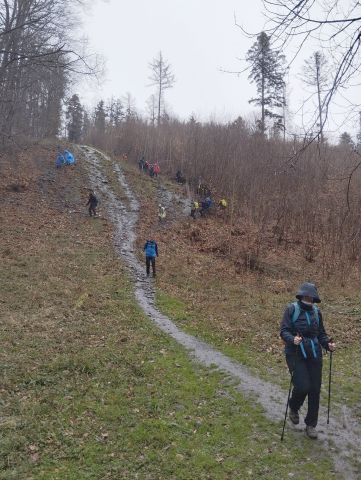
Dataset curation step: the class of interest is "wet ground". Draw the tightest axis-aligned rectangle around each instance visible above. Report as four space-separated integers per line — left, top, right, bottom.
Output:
81 145 361 480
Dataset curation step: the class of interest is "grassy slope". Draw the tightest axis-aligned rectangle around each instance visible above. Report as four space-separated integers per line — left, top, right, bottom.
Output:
0 145 338 479
119 158 361 416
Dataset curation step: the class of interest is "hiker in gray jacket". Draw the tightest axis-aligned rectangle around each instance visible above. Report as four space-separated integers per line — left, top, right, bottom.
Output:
280 282 335 439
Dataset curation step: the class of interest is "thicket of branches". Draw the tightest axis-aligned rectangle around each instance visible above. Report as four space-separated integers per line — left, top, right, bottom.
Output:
83 109 361 279
0 0 96 146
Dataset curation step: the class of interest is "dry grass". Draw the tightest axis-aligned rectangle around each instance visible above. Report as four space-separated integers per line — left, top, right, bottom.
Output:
0 144 338 479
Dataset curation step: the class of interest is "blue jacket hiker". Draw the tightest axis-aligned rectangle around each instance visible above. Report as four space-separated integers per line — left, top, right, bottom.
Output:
144 239 158 277
280 282 335 439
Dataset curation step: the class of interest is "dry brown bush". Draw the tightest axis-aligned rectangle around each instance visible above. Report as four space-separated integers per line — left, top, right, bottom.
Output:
85 118 361 280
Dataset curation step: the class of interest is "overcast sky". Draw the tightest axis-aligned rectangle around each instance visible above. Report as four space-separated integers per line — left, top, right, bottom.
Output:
80 0 361 140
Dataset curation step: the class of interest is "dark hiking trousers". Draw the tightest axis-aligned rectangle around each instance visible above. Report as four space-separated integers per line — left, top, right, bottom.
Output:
286 354 322 427
146 256 156 276
89 205 96 216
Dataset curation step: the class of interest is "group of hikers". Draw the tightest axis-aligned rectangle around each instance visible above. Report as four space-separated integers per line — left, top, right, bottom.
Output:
85 155 336 442
190 196 227 218
138 155 160 178
56 147 76 168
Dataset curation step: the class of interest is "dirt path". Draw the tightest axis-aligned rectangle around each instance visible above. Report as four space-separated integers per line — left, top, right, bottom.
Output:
81 146 361 480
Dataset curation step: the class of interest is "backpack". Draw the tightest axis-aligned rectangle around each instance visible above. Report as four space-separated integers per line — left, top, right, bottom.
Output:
291 301 319 326
290 302 320 359
145 241 156 257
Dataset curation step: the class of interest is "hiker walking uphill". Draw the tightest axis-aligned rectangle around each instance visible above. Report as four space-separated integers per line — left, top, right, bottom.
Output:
138 156 145 171
144 239 158 277
86 191 98 217
280 283 335 439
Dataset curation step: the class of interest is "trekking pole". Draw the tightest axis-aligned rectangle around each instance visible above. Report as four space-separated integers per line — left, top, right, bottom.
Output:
281 368 294 442
327 338 334 425
281 340 300 442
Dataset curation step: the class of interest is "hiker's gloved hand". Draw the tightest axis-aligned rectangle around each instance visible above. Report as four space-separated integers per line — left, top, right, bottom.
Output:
293 334 302 345
328 341 336 352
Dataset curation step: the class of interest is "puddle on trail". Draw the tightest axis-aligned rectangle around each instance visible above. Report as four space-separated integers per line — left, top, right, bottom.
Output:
81 146 361 480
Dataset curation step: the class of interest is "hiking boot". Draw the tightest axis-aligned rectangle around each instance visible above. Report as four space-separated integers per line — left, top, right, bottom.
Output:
305 426 318 439
288 409 299 425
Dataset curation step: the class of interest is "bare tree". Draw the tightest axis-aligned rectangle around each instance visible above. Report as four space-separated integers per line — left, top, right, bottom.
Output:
0 0 98 144
146 94 157 126
148 51 175 126
302 51 329 144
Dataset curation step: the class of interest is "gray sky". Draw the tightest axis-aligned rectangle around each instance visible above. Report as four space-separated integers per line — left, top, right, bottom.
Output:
80 0 361 140
80 0 269 119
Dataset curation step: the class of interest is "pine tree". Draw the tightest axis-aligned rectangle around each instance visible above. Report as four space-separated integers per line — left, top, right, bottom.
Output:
94 100 106 134
339 132 353 148
107 97 124 127
246 32 286 135
66 94 83 143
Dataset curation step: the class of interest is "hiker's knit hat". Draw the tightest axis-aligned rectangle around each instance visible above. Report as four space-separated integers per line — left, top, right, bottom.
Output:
296 282 321 303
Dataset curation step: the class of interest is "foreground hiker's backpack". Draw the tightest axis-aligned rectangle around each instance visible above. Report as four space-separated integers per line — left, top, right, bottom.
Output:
290 302 319 326
290 302 320 359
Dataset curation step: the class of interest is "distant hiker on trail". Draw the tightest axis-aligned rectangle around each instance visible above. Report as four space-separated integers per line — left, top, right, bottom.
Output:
219 198 227 211
190 200 200 219
56 152 65 169
144 160 149 174
158 204 166 223
55 146 65 168
144 239 158 277
86 191 98 217
154 163 160 177
149 164 155 178
138 156 145 171
200 196 213 216
176 170 186 184
64 149 75 165
280 282 335 439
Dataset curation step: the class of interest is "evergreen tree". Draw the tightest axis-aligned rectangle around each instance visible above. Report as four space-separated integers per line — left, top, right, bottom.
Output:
246 31 286 135
94 100 106 134
82 111 91 139
339 132 354 148
66 94 83 143
107 97 124 127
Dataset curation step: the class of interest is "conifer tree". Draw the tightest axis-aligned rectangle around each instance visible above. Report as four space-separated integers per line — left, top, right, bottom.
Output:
246 31 286 135
94 100 106 135
66 94 83 143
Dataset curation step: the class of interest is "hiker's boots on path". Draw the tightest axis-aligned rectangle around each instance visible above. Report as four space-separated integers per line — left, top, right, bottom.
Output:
289 409 299 425
305 426 318 439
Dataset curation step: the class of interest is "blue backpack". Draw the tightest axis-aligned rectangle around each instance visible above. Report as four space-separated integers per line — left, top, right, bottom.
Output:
145 241 156 257
291 302 320 359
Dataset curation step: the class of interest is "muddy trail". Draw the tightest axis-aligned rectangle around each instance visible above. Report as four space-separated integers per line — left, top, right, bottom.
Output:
81 146 361 480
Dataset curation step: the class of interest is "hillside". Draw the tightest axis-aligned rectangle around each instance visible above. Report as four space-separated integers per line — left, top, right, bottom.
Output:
0 143 360 479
